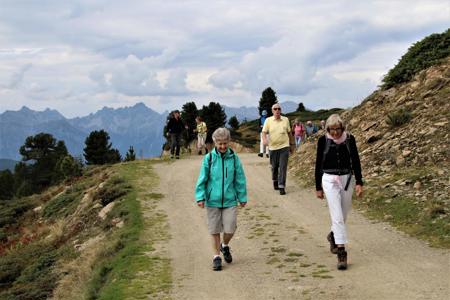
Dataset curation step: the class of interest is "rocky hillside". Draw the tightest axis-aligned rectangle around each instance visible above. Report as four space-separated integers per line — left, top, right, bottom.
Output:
290 57 449 247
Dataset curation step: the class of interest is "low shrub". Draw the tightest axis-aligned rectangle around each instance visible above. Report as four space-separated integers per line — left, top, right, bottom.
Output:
386 108 412 127
42 192 81 219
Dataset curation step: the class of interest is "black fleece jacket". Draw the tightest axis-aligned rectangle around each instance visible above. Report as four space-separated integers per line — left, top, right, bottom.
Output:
315 134 363 191
167 117 185 134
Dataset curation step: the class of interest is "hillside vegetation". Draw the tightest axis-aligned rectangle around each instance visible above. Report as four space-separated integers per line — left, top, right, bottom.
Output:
382 29 449 89
290 56 450 247
0 160 171 299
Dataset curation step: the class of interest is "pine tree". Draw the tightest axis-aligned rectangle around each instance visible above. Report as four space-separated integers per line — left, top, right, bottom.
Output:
16 133 69 195
258 87 278 117
181 102 198 144
84 130 118 165
124 146 136 161
199 102 227 143
107 148 122 163
0 170 14 200
228 115 240 130
56 155 83 179
296 102 306 112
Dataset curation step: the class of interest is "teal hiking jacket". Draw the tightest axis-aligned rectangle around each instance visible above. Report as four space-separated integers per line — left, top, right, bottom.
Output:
195 148 247 207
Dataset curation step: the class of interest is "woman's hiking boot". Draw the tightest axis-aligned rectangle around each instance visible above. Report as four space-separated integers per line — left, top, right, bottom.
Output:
220 244 233 263
212 256 222 271
337 248 347 270
327 232 338 254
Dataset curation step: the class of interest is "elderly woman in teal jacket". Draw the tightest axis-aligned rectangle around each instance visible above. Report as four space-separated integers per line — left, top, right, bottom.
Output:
195 127 248 271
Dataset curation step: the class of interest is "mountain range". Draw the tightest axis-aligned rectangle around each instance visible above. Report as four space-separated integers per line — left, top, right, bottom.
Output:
0 101 298 161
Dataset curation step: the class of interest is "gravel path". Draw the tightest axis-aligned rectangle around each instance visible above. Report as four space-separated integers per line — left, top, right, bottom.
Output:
152 153 449 300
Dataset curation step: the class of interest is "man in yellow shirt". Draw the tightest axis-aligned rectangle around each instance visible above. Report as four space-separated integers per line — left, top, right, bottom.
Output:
195 116 208 155
262 104 295 195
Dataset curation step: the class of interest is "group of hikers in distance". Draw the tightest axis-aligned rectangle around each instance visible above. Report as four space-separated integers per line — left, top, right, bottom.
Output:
167 103 363 272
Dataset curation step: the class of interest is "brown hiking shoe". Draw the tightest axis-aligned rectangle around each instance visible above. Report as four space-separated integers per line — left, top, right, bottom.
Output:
327 232 338 254
337 248 347 270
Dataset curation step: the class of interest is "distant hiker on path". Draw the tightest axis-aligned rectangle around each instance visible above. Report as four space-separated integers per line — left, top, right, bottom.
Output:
167 110 186 159
258 110 269 158
194 116 208 155
305 120 318 137
315 113 363 270
195 128 248 271
262 104 295 195
292 119 305 149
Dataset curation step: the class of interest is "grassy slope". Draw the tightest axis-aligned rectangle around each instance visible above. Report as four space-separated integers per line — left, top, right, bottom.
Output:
0 160 172 299
87 160 171 299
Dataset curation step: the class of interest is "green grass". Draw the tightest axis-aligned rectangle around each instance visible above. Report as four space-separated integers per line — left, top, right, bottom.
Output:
0 242 60 300
356 167 450 248
87 160 171 299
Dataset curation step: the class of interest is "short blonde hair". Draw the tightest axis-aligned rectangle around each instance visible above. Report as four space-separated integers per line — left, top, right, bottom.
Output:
325 114 345 131
212 127 231 143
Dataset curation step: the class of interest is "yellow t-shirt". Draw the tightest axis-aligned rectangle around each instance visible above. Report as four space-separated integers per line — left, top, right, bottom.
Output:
197 122 207 134
262 116 291 150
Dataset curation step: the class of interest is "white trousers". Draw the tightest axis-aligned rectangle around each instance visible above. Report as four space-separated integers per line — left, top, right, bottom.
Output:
260 133 269 154
197 133 206 150
322 173 355 245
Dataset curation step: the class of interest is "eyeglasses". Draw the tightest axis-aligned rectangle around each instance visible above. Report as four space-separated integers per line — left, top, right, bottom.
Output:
273 107 281 111
328 127 343 132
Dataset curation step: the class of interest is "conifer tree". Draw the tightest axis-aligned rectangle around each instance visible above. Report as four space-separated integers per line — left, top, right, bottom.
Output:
228 115 240 130
84 130 120 164
124 146 136 161
199 102 227 143
258 87 278 117
181 102 198 144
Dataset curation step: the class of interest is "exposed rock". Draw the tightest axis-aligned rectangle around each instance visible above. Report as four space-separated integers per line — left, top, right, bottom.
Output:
289 58 449 221
396 155 406 167
98 202 115 220
365 129 382 143
111 217 124 228
33 206 42 212
434 121 447 127
402 149 412 157
413 181 422 190
362 121 377 131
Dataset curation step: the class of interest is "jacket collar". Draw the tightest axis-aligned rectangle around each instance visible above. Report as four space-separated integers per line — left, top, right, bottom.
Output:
212 147 235 158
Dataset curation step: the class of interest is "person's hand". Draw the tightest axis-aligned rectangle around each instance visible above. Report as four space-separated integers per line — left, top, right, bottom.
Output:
239 202 247 207
197 201 205 208
316 190 324 199
355 185 363 198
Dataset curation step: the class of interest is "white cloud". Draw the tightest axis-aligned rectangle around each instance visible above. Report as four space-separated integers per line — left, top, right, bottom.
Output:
0 0 448 117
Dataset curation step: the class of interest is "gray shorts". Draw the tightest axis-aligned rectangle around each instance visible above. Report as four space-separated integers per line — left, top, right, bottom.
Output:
206 206 237 234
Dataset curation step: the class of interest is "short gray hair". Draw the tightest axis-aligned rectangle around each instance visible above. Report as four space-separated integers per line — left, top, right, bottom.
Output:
325 114 345 131
212 127 231 143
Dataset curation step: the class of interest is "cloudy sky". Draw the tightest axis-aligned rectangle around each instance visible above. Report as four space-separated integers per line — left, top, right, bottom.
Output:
0 0 448 118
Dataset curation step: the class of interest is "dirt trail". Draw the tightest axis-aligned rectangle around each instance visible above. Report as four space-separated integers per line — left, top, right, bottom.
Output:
152 153 449 300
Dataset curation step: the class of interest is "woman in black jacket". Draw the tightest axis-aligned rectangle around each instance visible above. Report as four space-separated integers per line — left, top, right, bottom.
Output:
315 114 363 270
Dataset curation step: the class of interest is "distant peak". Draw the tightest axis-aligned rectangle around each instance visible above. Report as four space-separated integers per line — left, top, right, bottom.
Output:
133 102 147 108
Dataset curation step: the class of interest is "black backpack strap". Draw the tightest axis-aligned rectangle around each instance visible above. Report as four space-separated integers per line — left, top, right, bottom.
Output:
321 135 332 170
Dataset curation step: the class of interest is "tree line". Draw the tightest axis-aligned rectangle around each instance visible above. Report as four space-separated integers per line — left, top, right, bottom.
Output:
1 85 295 200
164 87 281 148
0 130 136 200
